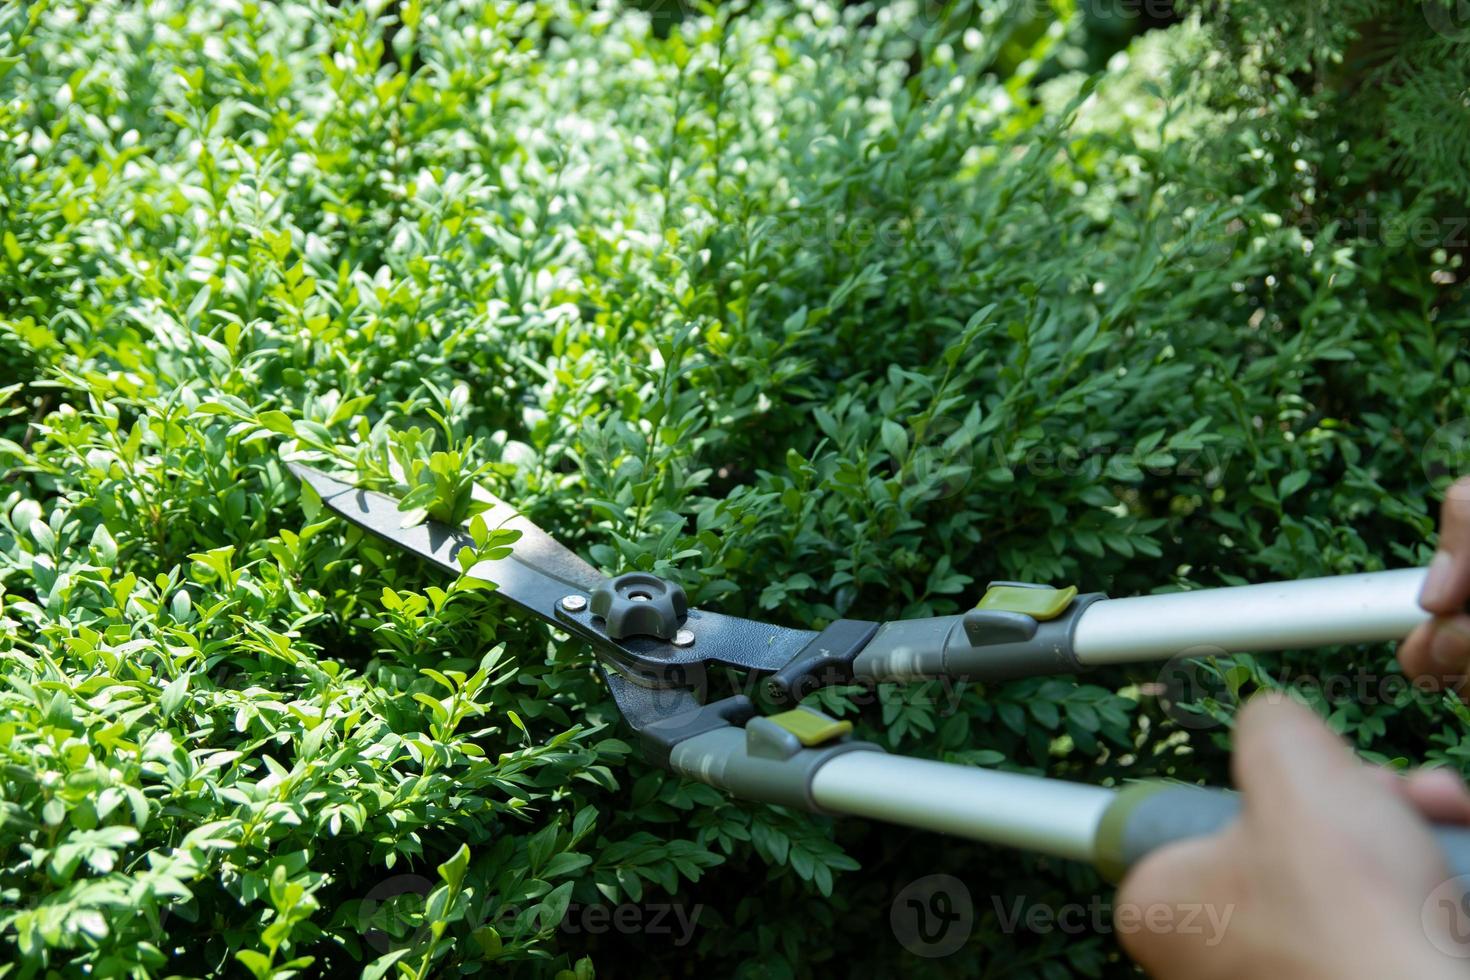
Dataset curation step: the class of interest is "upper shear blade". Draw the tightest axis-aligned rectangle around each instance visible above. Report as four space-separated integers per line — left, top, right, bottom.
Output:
287 462 606 600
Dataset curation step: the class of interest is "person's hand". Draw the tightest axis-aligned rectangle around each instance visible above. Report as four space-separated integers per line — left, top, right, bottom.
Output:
1401 477 1470 692
1115 696 1470 980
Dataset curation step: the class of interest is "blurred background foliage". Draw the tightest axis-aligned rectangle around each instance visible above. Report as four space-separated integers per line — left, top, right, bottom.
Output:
2 0 1469 976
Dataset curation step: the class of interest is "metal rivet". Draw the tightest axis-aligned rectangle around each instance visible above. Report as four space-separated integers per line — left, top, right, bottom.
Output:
672 628 695 647
560 595 587 613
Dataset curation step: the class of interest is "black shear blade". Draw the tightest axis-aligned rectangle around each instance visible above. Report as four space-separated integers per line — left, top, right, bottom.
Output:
288 463 606 617
287 462 820 687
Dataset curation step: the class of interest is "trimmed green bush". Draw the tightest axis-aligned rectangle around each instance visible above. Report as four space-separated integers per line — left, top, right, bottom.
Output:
2 0 1468 976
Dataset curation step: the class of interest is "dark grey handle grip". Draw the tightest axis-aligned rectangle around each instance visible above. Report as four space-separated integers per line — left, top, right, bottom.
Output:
1095 783 1470 881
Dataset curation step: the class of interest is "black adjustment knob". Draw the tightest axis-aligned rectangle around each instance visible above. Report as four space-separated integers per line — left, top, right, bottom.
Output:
590 572 688 640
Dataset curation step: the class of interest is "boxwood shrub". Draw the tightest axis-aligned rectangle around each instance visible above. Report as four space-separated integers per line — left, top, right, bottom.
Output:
2 0 1468 977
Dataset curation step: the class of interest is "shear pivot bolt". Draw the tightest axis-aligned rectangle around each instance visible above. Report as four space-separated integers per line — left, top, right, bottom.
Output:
673 629 695 648
589 572 689 640
560 595 588 613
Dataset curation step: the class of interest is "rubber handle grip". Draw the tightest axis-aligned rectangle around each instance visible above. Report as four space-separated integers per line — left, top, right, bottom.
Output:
1094 783 1470 881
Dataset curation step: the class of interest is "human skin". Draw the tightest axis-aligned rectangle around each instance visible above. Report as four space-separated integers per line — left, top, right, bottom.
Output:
1400 477 1470 693
1115 480 1470 978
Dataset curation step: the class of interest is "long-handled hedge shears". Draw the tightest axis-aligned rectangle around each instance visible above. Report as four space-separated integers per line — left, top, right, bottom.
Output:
288 462 1470 881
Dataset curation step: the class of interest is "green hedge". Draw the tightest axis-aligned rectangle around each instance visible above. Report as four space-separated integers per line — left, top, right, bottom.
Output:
2 1 1468 976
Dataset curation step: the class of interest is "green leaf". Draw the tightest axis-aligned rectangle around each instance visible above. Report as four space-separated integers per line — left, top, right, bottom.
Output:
160 674 189 718
1278 470 1311 501
90 523 118 564
256 410 295 435
362 949 413 980
879 419 909 459
234 950 272 980
438 844 470 891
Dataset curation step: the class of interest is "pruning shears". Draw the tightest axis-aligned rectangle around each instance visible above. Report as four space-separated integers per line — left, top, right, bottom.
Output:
288 463 1470 881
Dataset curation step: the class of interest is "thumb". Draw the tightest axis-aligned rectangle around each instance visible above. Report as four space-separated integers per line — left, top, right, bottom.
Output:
1230 693 1452 903
1230 693 1361 815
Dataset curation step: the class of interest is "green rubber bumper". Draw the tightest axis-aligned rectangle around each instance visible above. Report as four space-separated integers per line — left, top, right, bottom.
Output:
1095 781 1470 882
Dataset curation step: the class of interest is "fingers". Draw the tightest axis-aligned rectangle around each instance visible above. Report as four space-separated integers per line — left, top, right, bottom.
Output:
1385 768 1470 825
1400 621 1440 687
1231 698 1470 825
1118 835 1227 913
1420 477 1470 614
1429 616 1470 673
1402 478 1470 686
1230 695 1358 810
1115 833 1239 980
1402 769 1470 824
1399 615 1470 694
